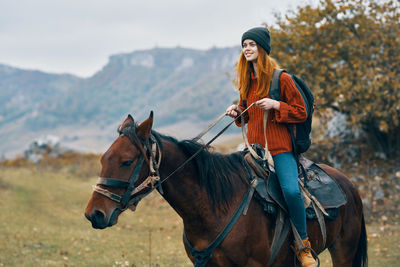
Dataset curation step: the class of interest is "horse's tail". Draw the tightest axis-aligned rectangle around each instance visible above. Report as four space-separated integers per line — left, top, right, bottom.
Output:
353 213 368 267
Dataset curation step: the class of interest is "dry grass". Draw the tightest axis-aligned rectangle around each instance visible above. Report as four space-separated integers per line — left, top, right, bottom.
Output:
0 166 191 267
0 154 399 266
0 152 101 179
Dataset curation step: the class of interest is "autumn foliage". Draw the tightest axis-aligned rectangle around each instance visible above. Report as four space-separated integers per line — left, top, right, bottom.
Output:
270 0 399 158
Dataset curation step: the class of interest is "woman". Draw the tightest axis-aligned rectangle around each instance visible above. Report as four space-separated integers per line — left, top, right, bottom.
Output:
226 27 317 267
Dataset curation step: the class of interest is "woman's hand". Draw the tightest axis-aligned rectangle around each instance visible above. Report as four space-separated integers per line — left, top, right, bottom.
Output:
255 98 280 111
226 105 240 118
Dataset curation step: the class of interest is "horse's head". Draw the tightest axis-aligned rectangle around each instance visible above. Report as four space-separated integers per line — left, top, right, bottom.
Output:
84 112 161 229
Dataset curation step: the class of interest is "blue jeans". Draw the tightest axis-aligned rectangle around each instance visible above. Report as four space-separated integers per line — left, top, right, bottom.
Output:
273 152 308 239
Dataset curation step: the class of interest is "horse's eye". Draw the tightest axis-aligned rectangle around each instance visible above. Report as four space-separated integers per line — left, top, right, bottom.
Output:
121 160 133 167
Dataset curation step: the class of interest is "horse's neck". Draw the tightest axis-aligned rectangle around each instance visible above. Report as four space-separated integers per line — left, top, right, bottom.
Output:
158 142 212 221
157 140 246 230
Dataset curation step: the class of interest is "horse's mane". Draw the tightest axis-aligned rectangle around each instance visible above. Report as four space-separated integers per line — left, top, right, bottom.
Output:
118 122 248 211
153 131 248 211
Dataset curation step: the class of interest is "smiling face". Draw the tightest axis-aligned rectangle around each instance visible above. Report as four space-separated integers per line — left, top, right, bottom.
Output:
242 39 259 62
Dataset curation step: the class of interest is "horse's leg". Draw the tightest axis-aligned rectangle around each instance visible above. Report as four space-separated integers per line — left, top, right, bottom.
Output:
328 218 358 267
317 165 367 267
328 233 359 267
328 213 367 267
327 191 366 266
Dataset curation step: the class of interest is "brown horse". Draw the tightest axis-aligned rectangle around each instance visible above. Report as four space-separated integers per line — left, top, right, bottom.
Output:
84 112 367 267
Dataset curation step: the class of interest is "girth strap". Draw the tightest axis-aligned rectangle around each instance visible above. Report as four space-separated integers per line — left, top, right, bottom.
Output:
312 202 327 249
268 209 290 266
183 182 256 267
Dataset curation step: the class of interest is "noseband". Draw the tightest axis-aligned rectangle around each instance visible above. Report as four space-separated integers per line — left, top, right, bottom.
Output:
92 127 162 211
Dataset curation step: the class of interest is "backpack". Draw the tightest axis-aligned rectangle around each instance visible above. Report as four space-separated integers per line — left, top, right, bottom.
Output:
269 69 314 155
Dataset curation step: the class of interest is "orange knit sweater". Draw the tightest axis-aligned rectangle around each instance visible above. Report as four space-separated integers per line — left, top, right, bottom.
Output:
235 72 307 156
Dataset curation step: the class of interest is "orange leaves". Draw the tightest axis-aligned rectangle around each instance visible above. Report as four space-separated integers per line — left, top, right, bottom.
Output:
269 0 400 157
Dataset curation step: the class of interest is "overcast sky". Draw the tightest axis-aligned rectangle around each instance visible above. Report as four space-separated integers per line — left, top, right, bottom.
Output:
0 0 317 77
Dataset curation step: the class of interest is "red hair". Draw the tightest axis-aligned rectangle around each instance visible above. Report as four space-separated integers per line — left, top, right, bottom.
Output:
234 45 280 99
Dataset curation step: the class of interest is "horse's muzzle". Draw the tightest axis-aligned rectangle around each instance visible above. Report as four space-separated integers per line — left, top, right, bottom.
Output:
85 208 120 229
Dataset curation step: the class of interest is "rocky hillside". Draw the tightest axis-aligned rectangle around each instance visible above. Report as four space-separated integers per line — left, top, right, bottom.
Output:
0 64 79 127
0 46 242 157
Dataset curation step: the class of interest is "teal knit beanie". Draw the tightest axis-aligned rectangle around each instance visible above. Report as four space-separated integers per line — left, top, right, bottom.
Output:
241 27 271 55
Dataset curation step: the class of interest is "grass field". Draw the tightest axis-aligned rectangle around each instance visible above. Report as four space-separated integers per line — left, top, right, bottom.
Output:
0 165 399 266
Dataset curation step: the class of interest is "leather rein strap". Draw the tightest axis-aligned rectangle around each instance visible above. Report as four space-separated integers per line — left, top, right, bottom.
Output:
241 109 274 167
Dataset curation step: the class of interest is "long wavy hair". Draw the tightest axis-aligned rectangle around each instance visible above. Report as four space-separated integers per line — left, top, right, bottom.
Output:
234 45 280 99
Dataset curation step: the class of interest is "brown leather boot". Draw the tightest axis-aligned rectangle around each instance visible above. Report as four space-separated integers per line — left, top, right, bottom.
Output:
295 238 318 267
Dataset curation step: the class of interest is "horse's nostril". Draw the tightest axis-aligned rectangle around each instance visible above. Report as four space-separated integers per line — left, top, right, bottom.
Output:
87 209 108 229
84 213 91 221
93 209 105 221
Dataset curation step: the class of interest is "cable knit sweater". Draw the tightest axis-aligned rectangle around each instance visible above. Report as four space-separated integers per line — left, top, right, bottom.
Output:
235 72 307 156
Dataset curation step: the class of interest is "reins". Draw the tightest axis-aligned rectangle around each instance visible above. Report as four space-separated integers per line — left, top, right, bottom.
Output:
92 104 256 211
156 102 256 188
92 106 321 266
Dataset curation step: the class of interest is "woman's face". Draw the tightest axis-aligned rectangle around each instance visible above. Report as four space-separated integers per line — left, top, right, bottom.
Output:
242 39 259 62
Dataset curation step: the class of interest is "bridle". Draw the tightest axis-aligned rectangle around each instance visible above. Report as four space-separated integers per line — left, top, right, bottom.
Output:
92 104 256 212
92 125 162 211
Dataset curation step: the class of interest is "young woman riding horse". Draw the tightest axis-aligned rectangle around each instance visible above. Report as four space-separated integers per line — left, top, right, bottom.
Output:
85 28 367 267
85 112 367 266
226 27 314 267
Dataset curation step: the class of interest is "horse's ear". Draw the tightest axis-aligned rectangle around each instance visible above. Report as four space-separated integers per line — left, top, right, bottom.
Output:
136 111 154 140
120 114 135 130
123 114 134 124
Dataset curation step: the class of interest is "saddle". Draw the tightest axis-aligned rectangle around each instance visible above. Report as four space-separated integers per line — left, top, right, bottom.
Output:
242 147 347 262
242 149 346 220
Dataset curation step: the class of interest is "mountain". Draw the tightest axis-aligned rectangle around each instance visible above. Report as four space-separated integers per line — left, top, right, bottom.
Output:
0 64 79 127
0 46 242 157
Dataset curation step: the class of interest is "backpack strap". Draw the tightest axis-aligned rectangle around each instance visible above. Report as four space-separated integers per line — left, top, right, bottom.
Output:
269 69 285 101
270 69 298 155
